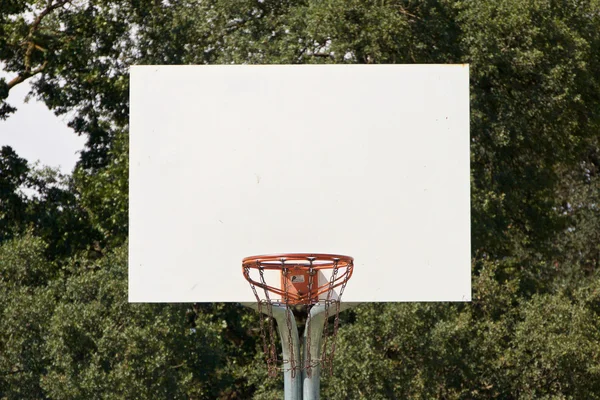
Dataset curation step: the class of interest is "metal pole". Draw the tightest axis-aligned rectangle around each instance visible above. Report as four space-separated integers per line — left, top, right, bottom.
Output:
242 303 302 400
272 305 302 400
243 303 359 400
302 303 358 400
302 304 327 400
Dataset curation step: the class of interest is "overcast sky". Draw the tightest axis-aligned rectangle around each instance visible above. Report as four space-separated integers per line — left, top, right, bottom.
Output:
1 67 86 175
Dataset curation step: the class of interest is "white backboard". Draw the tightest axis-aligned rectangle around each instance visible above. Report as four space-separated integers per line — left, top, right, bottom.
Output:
129 64 470 303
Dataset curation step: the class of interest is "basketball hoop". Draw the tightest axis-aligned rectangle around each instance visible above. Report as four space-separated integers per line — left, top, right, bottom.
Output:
242 253 353 378
243 253 353 305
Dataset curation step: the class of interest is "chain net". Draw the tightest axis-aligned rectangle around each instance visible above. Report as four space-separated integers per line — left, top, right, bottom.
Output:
242 254 353 378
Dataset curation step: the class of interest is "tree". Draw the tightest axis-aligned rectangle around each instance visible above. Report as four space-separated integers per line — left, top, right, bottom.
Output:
0 234 57 398
0 236 242 399
1 0 600 398
0 146 29 241
0 146 99 258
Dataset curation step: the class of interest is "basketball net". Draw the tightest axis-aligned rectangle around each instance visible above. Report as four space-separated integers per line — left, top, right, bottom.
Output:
242 254 353 378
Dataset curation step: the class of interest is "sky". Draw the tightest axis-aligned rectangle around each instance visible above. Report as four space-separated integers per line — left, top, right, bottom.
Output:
0 67 87 175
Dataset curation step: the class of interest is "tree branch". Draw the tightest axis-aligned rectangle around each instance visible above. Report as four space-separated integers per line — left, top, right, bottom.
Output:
7 0 70 91
397 6 420 21
312 53 333 59
0 367 25 376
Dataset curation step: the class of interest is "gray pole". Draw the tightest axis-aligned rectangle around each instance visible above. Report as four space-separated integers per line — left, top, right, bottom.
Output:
302 303 358 400
302 304 327 400
242 302 358 400
242 303 302 400
271 305 302 400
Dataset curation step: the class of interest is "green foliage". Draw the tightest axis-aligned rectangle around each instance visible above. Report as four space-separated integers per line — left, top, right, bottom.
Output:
73 130 129 246
551 137 600 288
0 235 57 398
0 231 52 287
26 165 101 259
507 292 600 399
323 266 600 399
0 146 29 241
464 0 600 265
1 0 600 398
0 146 99 258
0 237 237 399
41 247 226 399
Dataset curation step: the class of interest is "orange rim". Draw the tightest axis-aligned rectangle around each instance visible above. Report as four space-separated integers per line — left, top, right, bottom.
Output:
242 253 353 304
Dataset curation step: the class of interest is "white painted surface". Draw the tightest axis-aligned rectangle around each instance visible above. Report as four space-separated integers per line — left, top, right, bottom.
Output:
129 65 470 303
